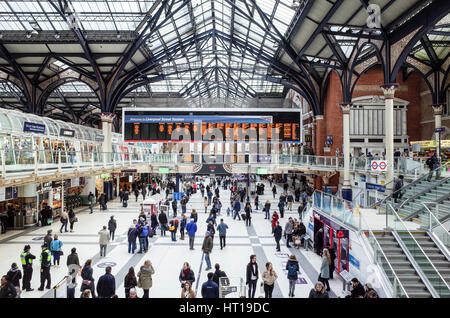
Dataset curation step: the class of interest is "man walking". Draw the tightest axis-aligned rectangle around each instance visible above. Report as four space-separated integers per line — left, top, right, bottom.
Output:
127 220 138 254
284 218 293 248
217 219 229 250
273 221 282 252
232 200 241 220
202 231 213 271
186 218 197 250
20 245 35 292
158 210 168 237
98 226 110 257
179 214 187 240
96 266 116 298
88 192 95 214
278 200 285 219
108 216 117 241
37 244 51 291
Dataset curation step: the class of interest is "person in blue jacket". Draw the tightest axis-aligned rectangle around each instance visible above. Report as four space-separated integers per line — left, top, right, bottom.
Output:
278 200 285 218
137 222 149 253
286 254 300 297
233 200 241 220
217 219 229 250
185 219 197 250
201 272 219 298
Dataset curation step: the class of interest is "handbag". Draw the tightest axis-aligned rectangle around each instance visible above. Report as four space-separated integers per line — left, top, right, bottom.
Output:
59 250 64 256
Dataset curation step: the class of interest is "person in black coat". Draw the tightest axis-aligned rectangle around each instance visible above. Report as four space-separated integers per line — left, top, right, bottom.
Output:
246 255 259 298
80 259 96 298
179 262 195 288
212 264 227 286
172 199 178 218
0 275 17 298
346 278 365 298
6 263 21 296
150 213 158 235
273 221 282 252
315 228 324 256
96 266 116 298
328 247 336 279
158 211 168 236
308 282 329 298
201 272 219 298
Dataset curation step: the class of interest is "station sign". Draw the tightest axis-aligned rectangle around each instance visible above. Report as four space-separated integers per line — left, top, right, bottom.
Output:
435 127 446 133
158 167 170 174
366 182 386 192
371 160 387 171
24 122 45 134
94 134 105 142
257 168 268 175
60 128 75 138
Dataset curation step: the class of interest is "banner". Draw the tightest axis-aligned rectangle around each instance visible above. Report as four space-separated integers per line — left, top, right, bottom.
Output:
124 115 273 124
24 122 45 134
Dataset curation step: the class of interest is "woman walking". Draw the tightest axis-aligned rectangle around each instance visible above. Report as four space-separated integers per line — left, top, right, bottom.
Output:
319 248 331 291
80 259 96 298
138 260 155 298
286 254 299 297
50 234 63 267
124 267 137 298
59 209 69 233
181 281 195 298
108 216 117 241
246 255 259 298
262 262 277 298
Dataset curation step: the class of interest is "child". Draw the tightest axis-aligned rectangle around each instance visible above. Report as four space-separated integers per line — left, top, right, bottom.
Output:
226 207 231 216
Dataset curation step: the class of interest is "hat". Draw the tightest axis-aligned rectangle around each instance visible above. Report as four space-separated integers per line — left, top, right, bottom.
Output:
288 254 297 261
24 245 31 251
206 231 211 235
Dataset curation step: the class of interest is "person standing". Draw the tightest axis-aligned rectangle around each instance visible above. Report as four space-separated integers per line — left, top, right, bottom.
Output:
254 194 259 211
6 263 22 298
44 229 53 249
204 197 209 214
212 263 227 286
202 231 213 271
150 212 158 235
124 267 137 298
319 248 331 291
68 208 76 232
217 219 228 250
273 221 282 252
315 228 324 256
272 185 277 199
137 260 155 298
137 221 149 253
244 203 252 227
426 152 440 181
134 188 139 202
38 244 51 291
271 211 279 234
123 190 129 207
158 210 168 237
20 245 35 292
246 255 259 298
181 281 195 298
96 266 116 298
99 193 107 210
201 272 219 298
179 214 187 240
141 186 147 201
172 199 178 218
278 200 285 218
50 234 63 267
286 254 300 297
262 262 277 298
169 219 179 242
179 262 195 290
108 216 117 241
190 209 198 223
284 218 293 248
66 248 80 269
186 219 197 250
59 209 69 233
264 200 271 220
128 220 138 254
88 192 95 214
80 259 96 298
98 226 110 257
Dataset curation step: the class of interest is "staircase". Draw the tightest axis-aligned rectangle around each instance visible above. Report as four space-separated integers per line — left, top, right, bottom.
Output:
394 178 450 224
397 232 450 298
374 232 432 297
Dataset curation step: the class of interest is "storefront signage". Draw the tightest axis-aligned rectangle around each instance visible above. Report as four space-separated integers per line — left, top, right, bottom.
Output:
158 167 170 174
410 140 439 148
60 128 75 138
71 178 79 188
366 183 386 192
5 186 18 200
24 122 45 134
348 254 360 270
121 169 137 173
305 135 312 142
257 168 268 175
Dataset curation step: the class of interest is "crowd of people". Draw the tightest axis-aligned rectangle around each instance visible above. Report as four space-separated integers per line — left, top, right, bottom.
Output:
0 175 379 299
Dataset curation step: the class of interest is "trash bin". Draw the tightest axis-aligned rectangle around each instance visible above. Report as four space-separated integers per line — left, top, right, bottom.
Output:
14 213 24 230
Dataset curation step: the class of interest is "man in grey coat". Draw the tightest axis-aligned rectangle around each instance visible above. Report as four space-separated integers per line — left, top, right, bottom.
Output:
98 226 111 257
284 218 293 248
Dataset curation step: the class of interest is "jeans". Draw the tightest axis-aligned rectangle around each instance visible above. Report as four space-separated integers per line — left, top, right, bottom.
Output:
171 231 176 241
233 210 241 220
110 230 115 241
286 234 292 247
275 238 280 251
60 221 68 232
52 251 60 265
245 217 251 226
189 236 195 249
89 205 93 213
219 235 226 249
139 237 147 252
248 279 257 298
427 168 441 181
289 279 296 295
264 283 274 298
204 253 211 269
128 241 136 253
265 209 270 219
160 225 166 237
100 244 107 257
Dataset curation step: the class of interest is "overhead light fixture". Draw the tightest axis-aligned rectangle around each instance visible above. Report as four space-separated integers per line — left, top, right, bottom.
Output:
31 29 39 35
26 32 32 39
291 0 301 9
116 32 121 39
54 32 60 39
0 33 3 40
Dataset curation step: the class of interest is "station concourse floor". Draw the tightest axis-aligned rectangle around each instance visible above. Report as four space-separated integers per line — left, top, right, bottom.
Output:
0 178 344 298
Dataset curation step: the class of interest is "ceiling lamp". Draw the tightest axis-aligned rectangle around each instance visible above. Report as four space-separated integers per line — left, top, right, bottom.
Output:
26 32 32 39
291 0 301 9
54 32 60 39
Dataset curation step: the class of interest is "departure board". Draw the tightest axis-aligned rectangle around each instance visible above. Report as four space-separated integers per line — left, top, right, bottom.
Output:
123 109 301 142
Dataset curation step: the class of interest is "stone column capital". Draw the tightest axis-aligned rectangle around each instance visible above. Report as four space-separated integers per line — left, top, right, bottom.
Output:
314 115 324 121
380 83 399 99
340 103 353 115
101 112 115 123
432 104 445 116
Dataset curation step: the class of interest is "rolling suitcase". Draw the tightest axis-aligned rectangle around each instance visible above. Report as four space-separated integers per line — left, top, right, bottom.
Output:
123 201 128 208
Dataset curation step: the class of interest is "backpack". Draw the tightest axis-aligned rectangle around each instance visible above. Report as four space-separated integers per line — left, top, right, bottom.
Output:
287 263 297 277
141 226 149 237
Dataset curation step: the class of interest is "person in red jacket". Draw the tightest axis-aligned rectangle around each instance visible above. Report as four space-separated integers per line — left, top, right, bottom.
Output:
271 211 279 233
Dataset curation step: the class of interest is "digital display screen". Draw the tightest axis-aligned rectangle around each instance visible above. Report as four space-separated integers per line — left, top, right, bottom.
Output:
123 110 300 143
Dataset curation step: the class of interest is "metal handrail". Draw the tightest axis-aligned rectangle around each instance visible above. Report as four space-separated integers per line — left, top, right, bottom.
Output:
361 219 410 298
421 202 450 255
369 162 449 209
387 203 450 294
